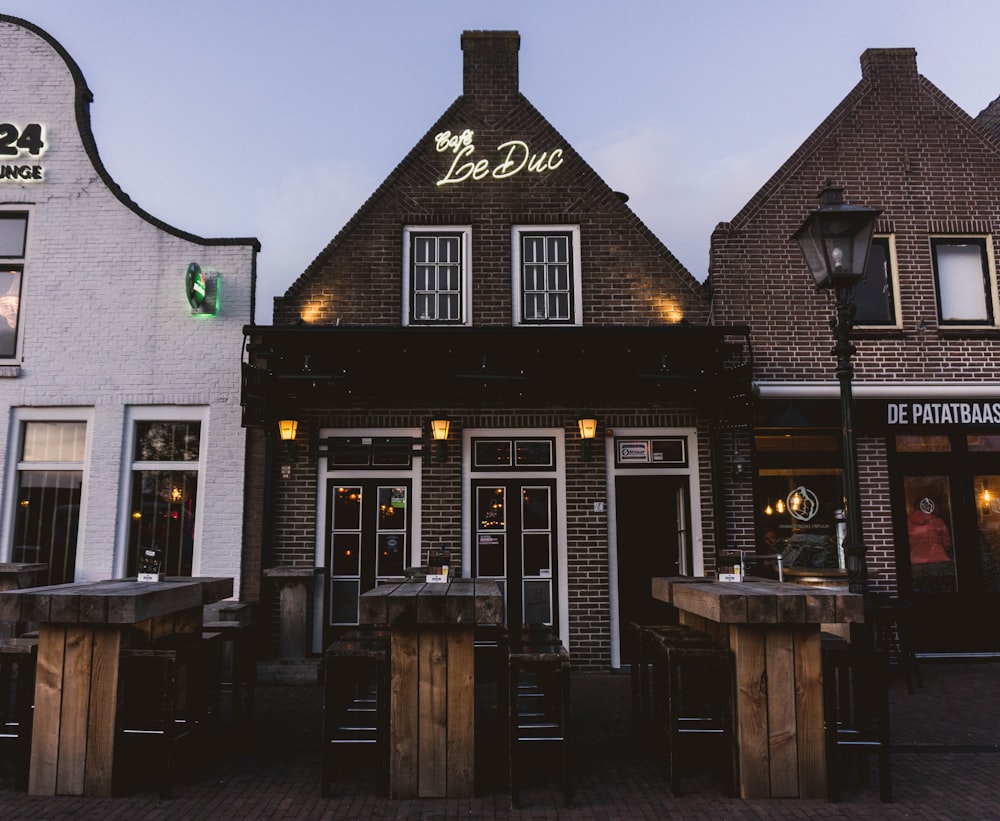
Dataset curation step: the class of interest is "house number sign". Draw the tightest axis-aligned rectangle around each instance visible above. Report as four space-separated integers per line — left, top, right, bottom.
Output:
0 122 46 181
434 129 563 186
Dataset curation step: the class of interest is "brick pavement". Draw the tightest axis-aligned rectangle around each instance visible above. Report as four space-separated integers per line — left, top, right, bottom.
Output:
1 659 998 820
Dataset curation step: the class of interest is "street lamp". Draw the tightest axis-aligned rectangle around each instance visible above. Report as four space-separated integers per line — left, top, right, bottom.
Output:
792 184 881 609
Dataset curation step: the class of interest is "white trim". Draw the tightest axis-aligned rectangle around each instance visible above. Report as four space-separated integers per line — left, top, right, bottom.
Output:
402 226 472 326
756 382 1000 398
511 225 583 326
2 406 94 575
605 426 702 669
463 427 569 650
115 406 209 579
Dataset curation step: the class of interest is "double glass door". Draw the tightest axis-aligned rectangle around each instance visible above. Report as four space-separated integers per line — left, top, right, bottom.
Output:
326 478 411 634
472 479 557 630
891 433 1000 651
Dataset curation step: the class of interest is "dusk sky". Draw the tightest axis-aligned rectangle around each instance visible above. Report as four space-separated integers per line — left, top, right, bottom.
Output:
6 0 1000 323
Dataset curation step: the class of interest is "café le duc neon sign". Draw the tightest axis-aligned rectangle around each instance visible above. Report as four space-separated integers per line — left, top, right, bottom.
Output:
435 129 563 186
0 122 46 182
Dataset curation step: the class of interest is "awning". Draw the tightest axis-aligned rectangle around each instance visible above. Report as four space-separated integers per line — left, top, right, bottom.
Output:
241 324 752 425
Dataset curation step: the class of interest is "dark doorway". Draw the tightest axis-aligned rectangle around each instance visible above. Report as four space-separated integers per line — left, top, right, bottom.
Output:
615 475 689 662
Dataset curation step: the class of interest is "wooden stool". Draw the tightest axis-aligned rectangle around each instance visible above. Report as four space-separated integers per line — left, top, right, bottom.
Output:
474 624 509 794
636 624 717 744
202 620 257 726
823 643 892 802
0 637 37 791
321 636 390 797
872 597 921 694
115 640 204 798
508 640 572 808
650 631 736 796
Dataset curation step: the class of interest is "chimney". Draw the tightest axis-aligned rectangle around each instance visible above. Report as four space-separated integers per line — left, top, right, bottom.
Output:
461 30 520 98
860 48 918 81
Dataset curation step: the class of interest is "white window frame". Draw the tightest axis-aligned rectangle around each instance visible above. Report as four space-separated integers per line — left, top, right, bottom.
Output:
0 208 31 364
402 226 472 326
115 406 209 578
2 407 93 578
511 225 582 326
929 235 1000 327
855 234 902 329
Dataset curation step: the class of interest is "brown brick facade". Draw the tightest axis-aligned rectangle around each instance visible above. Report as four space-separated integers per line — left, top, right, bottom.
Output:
710 48 1000 650
246 32 744 668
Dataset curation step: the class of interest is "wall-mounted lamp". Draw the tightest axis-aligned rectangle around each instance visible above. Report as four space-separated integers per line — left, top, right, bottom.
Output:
430 414 451 462
577 414 598 461
278 418 299 465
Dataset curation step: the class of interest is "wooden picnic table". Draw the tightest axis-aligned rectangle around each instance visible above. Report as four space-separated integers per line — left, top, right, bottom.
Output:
359 578 503 799
652 576 863 799
0 576 233 796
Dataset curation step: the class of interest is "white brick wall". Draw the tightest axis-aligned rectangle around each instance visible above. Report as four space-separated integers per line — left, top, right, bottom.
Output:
0 18 257 597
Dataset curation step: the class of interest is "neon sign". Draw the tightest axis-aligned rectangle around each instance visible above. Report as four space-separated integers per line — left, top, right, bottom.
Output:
0 123 46 182
434 129 564 186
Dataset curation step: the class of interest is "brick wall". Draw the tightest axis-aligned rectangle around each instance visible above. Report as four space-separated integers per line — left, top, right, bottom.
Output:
710 48 1000 592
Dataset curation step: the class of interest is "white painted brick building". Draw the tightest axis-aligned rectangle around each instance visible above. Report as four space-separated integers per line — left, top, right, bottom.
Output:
0 16 258 594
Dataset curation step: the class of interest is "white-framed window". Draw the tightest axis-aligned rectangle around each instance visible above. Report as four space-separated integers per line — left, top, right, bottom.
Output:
930 236 999 326
0 210 29 361
402 226 472 325
120 407 208 578
512 225 582 325
7 408 91 585
854 235 901 328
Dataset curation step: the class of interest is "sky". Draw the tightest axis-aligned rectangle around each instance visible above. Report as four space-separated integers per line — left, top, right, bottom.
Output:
5 0 1000 324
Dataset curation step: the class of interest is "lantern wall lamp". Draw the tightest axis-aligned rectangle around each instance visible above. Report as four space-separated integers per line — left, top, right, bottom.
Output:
430 413 451 462
577 413 598 461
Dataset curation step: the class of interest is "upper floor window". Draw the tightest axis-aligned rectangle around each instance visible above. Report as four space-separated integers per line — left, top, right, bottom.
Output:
0 212 28 360
930 236 997 326
403 227 471 326
512 226 582 325
854 236 900 327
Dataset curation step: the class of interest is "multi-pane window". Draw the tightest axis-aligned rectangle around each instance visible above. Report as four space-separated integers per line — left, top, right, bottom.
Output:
931 237 996 325
404 227 470 325
854 236 899 326
12 420 86 585
0 212 28 359
516 230 576 324
126 420 201 577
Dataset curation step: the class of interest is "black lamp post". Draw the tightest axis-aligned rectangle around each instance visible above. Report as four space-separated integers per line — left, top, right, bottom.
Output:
792 184 881 610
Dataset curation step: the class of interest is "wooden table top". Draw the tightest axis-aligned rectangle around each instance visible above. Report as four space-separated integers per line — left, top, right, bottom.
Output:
359 578 503 627
0 576 233 625
652 576 862 626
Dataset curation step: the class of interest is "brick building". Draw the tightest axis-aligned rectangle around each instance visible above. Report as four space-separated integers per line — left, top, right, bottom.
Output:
243 31 750 669
710 48 1000 653
0 16 258 592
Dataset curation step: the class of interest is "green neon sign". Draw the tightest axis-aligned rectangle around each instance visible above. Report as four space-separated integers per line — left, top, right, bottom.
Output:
185 262 219 316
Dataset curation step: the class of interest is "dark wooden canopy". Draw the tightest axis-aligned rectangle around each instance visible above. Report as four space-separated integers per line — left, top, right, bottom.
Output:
242 324 752 425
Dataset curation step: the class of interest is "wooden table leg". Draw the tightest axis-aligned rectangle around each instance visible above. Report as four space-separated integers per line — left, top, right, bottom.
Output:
29 624 122 796
729 623 826 799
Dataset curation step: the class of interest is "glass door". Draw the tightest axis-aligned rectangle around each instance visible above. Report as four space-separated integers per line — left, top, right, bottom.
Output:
326 479 411 633
891 434 1000 651
472 479 557 630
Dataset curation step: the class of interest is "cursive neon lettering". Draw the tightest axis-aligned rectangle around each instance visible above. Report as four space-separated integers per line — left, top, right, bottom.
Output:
435 129 564 186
